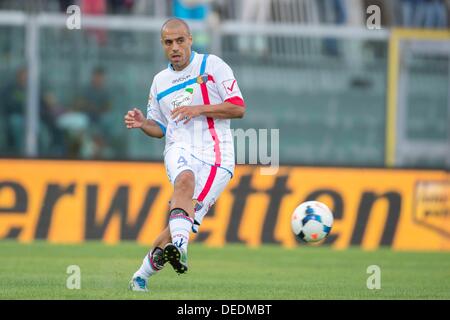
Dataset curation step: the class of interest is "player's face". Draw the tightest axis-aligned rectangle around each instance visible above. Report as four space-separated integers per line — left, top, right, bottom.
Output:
161 27 193 71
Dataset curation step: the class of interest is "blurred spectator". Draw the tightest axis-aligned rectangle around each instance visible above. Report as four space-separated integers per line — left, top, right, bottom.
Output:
346 0 364 26
81 0 107 18
319 0 348 56
343 0 365 71
71 67 113 159
422 0 448 28
55 111 89 159
210 0 235 20
317 0 347 24
81 0 108 45
401 0 423 26
334 0 348 24
401 0 448 28
0 67 65 157
448 0 450 26
173 0 210 19
132 0 153 15
75 67 111 124
237 0 271 56
39 87 66 156
109 0 134 14
58 0 77 12
0 67 27 156
173 0 212 52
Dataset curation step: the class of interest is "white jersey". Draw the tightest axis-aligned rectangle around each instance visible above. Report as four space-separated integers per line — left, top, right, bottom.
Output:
146 52 245 175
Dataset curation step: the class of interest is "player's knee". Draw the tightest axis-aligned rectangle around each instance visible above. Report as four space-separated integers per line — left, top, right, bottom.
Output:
174 170 195 194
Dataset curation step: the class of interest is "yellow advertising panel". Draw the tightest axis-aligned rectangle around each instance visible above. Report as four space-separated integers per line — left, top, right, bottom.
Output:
0 160 448 251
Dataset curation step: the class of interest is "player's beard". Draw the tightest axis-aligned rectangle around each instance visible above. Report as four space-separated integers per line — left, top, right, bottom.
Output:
171 52 190 71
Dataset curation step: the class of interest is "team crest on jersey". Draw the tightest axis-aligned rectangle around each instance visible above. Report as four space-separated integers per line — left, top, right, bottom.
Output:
196 74 209 85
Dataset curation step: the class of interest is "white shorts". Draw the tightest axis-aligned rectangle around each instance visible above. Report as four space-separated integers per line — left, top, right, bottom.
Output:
164 146 233 232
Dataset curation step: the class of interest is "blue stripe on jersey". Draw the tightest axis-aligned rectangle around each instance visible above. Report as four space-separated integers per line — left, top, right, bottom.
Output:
200 54 209 74
156 78 198 102
156 53 210 102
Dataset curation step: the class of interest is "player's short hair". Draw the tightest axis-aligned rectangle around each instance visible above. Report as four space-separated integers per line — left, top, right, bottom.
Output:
160 18 191 36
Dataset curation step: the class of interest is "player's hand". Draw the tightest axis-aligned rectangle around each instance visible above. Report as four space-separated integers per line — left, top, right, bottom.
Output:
124 108 145 129
171 105 203 124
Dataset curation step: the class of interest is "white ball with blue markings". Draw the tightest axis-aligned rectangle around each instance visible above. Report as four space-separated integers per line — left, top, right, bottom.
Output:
291 201 333 243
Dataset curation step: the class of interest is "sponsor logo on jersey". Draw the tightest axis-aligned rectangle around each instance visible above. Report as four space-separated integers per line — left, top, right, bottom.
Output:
171 88 194 111
172 75 191 84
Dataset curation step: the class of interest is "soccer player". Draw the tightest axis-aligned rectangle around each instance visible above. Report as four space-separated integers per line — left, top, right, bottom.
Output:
125 18 245 292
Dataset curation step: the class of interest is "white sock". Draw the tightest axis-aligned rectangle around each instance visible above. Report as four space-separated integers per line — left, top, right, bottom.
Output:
133 248 163 279
169 208 193 253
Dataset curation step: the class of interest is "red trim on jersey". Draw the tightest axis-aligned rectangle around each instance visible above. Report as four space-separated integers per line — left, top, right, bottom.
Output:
207 117 222 166
200 82 210 104
197 165 218 202
207 75 215 83
225 96 245 107
200 81 222 167
197 76 222 202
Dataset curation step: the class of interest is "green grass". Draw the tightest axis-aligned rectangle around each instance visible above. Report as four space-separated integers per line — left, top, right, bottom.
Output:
0 241 449 300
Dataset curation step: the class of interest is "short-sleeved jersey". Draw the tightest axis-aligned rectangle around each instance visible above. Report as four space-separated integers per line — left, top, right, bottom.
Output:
146 52 245 175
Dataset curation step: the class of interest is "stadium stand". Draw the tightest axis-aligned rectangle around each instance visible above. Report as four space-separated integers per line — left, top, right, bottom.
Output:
0 0 448 167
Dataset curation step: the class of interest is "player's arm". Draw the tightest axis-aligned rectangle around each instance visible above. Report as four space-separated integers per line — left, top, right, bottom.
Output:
200 101 245 119
124 108 164 138
200 100 245 119
171 101 244 124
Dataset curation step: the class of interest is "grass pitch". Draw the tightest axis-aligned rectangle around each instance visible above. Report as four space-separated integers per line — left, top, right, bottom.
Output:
0 241 449 300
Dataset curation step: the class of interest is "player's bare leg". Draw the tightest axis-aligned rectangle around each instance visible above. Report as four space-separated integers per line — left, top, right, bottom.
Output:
153 227 172 248
164 170 195 274
170 170 195 218
130 169 195 290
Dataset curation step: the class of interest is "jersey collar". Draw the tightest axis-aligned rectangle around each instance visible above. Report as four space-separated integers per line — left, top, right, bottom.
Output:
168 51 197 72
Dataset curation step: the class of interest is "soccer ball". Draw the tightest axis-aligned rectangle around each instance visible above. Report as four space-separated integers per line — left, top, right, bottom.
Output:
291 201 334 243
